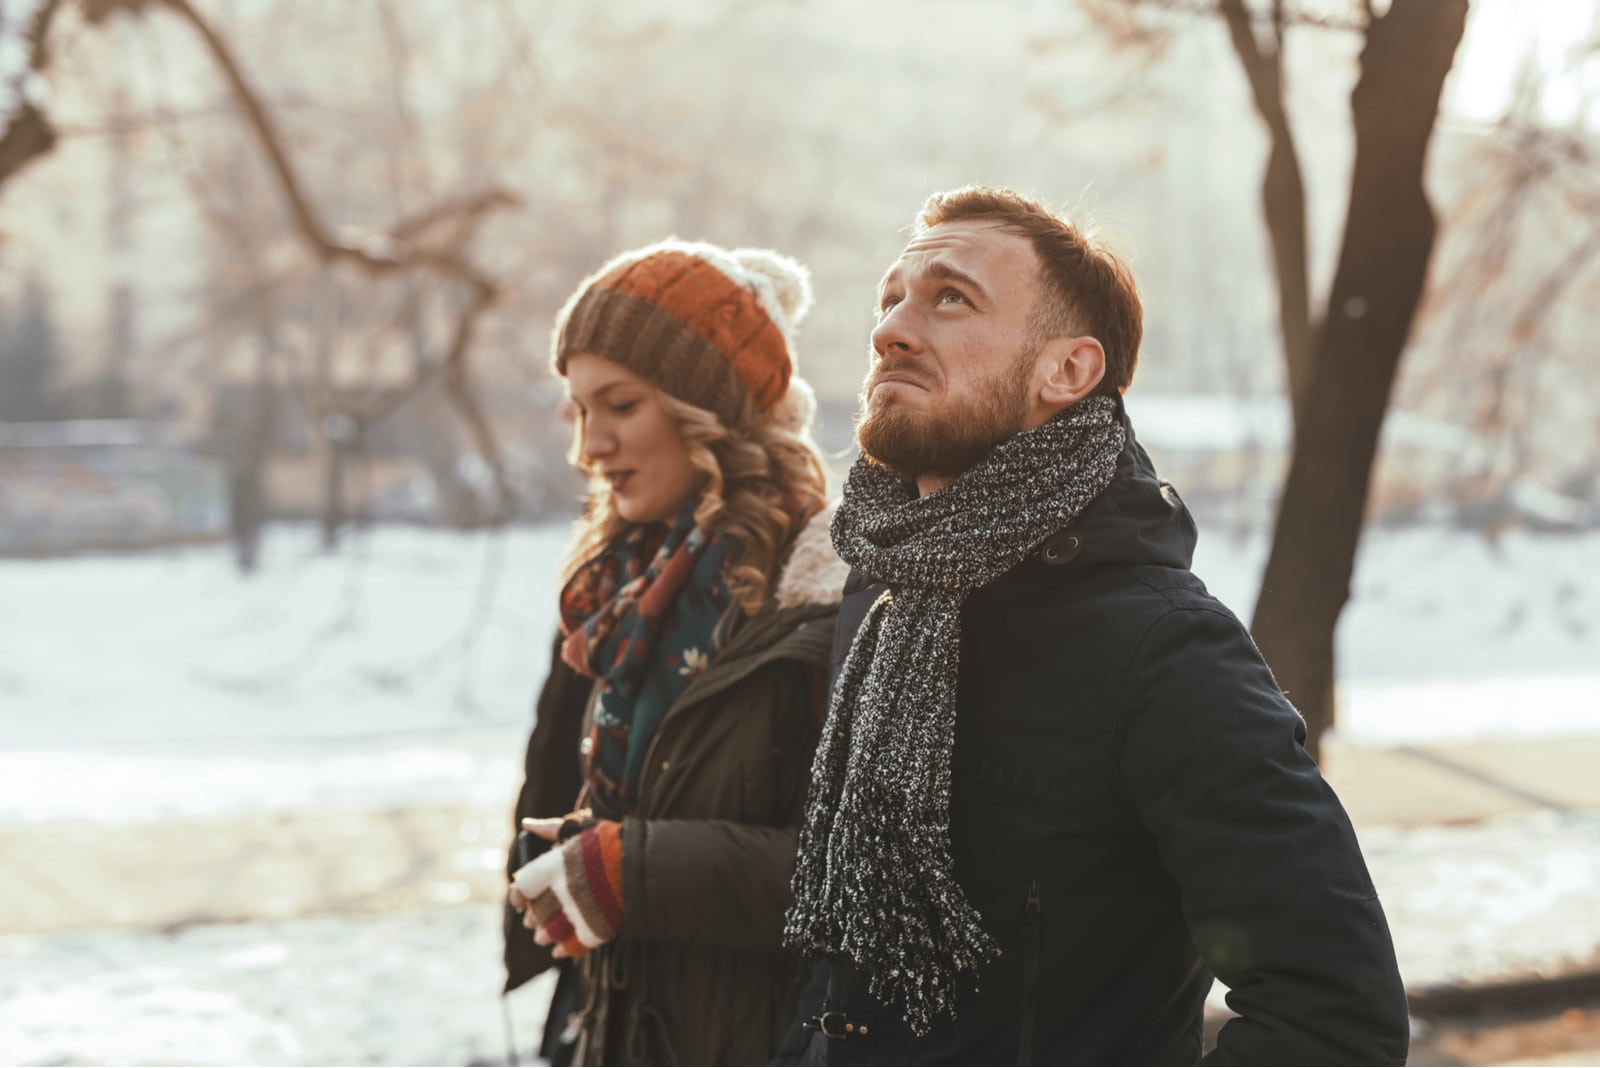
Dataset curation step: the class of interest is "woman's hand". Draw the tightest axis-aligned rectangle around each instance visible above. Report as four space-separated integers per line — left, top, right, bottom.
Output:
509 817 625 960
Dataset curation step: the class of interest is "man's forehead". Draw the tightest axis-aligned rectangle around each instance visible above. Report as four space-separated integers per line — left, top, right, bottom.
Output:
882 220 1036 284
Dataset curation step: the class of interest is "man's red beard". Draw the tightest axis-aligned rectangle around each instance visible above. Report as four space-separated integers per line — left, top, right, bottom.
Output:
855 345 1036 484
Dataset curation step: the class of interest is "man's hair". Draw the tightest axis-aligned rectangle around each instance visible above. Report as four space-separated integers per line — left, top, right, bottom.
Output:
916 185 1143 395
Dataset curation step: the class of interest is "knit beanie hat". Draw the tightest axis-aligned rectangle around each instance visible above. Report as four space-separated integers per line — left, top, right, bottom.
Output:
551 239 814 425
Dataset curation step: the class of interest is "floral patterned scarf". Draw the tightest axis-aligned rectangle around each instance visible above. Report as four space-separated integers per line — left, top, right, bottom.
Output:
559 501 741 815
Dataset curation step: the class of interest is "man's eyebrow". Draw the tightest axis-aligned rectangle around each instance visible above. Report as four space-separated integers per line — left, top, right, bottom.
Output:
877 260 991 306
925 261 990 303
876 266 901 304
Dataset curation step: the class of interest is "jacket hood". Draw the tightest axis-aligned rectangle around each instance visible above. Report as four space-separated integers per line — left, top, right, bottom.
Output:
1044 395 1196 573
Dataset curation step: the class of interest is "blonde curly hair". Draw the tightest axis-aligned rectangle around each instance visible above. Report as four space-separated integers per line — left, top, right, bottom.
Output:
562 381 829 617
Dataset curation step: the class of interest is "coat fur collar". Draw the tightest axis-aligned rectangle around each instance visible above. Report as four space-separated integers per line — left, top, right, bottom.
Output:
775 500 847 610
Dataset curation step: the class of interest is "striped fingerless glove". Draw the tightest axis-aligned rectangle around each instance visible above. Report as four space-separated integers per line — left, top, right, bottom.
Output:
511 820 625 959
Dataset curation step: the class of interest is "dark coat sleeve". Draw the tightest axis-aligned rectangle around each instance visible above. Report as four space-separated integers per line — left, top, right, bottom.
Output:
503 632 592 994
619 662 822 952
772 960 830 1065
1118 605 1409 1066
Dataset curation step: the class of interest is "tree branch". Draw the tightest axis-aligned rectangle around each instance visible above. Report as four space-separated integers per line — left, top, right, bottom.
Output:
1217 0 1315 426
1219 0 1279 120
155 0 335 252
1118 0 1367 33
0 0 71 193
152 0 514 299
142 0 520 518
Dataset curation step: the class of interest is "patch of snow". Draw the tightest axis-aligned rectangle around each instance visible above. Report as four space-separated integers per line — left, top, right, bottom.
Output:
0 904 557 1067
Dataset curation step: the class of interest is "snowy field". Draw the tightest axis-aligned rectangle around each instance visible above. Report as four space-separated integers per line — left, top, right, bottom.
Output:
0 521 1595 822
0 905 559 1068
2 519 1595 755
1 521 1597 1065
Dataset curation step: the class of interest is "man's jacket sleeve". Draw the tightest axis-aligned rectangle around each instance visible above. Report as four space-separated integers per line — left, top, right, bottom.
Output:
1118 605 1409 1066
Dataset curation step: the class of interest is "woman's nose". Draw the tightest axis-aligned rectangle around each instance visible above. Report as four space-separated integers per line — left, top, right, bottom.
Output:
580 421 615 462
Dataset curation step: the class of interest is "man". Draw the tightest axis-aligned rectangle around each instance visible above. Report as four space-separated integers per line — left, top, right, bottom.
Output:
778 186 1408 1065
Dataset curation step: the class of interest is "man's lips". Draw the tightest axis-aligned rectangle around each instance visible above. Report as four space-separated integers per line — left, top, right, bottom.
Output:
870 370 930 392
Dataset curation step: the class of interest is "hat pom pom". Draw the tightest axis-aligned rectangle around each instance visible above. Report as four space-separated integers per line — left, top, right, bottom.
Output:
732 248 813 329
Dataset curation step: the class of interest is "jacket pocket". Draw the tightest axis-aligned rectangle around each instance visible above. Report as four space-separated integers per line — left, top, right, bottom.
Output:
1018 875 1042 1066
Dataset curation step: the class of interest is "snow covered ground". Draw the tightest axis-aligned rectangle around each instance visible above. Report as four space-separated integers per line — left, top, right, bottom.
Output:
1 521 1597 1065
3 811 1599 1067
1 521 1595 821
1 520 1595 754
0 904 559 1068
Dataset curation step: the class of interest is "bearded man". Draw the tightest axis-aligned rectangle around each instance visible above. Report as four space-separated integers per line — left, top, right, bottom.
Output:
777 186 1408 1065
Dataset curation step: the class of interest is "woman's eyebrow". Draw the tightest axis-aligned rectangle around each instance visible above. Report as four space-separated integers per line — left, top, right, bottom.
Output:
574 381 633 403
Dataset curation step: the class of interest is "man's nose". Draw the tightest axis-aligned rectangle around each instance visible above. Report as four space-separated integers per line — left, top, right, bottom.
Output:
871 304 922 358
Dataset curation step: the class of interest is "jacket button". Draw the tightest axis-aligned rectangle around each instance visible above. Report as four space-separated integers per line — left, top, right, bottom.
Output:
1042 533 1082 565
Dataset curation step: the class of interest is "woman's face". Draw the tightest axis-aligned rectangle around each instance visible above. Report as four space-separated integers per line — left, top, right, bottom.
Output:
565 353 700 525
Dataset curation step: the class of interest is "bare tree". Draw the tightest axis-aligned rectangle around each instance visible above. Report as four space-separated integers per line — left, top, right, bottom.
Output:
2 0 523 555
1104 0 1471 757
1251 0 1470 758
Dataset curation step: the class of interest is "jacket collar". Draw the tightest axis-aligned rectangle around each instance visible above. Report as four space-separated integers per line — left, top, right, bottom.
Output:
1035 396 1196 574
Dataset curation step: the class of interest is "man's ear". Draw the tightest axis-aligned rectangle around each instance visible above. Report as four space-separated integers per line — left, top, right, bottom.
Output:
1026 336 1106 427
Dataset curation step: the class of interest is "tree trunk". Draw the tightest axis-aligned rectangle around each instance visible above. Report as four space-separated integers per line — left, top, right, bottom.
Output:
321 438 347 552
1250 0 1470 761
1217 0 1315 427
229 333 279 573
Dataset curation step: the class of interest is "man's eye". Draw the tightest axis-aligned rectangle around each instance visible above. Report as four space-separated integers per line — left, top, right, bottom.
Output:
938 289 967 305
878 296 901 315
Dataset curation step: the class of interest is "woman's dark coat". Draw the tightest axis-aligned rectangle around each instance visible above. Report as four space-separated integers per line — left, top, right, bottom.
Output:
505 507 846 1065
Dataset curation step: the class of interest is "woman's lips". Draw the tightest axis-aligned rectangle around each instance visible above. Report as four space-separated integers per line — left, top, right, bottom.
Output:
605 470 634 492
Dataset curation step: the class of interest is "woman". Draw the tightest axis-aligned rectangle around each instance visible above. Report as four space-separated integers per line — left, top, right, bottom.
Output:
502 239 845 1066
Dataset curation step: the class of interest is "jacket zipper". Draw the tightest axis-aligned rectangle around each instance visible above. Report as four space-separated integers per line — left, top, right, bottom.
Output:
1019 877 1042 1066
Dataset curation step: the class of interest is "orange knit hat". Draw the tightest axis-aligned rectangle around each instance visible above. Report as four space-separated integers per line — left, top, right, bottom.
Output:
551 239 813 424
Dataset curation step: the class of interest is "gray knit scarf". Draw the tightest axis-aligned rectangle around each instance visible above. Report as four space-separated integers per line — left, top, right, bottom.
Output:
784 395 1125 1037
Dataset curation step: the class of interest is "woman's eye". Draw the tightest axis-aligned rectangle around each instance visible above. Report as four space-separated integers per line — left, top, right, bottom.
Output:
611 400 639 415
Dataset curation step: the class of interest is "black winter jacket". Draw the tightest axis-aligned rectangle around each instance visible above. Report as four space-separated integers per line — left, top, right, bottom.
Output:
778 414 1408 1066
